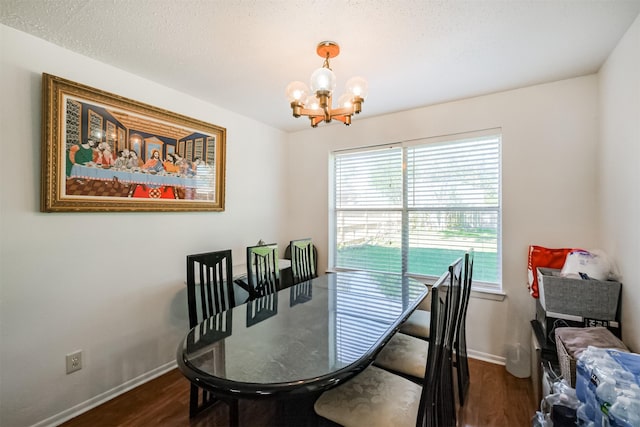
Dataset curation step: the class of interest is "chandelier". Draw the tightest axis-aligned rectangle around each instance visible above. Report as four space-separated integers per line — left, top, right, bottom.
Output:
285 41 368 128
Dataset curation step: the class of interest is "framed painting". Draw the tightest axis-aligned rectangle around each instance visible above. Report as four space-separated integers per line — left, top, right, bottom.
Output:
41 73 226 212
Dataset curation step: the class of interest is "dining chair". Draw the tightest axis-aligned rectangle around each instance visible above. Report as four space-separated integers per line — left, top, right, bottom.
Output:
395 253 473 405
440 257 463 423
288 238 317 285
455 251 474 405
372 257 463 426
185 250 239 425
246 243 280 297
395 254 466 342
396 253 474 406
313 269 453 427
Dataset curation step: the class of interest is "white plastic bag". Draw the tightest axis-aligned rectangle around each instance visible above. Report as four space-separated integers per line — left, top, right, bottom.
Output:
560 249 611 281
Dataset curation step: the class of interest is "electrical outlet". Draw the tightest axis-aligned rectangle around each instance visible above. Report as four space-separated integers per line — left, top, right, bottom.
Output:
66 350 82 374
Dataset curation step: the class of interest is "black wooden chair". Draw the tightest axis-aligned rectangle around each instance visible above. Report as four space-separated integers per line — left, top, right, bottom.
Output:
400 256 471 339
440 257 463 425
396 252 475 407
288 238 318 285
455 251 474 405
246 243 280 297
371 258 462 426
427 263 460 427
185 250 239 425
313 269 453 427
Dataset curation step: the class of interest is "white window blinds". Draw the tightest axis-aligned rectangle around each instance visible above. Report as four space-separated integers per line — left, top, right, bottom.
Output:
332 132 501 290
335 147 403 274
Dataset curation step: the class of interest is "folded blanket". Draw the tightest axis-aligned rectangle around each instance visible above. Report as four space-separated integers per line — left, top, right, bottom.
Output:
555 327 628 358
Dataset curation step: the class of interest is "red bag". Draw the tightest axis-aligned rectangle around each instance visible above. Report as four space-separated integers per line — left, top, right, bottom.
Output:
527 245 581 298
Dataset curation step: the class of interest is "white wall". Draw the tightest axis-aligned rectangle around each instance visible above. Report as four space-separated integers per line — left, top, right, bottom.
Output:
598 15 640 351
0 25 288 427
287 75 602 361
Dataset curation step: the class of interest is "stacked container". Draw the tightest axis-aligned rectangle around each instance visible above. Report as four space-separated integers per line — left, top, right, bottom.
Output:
575 347 640 426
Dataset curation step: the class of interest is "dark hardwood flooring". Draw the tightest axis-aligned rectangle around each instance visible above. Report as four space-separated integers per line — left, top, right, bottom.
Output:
60 358 535 427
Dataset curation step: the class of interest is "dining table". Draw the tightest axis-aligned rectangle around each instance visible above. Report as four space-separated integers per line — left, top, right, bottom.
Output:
176 270 428 404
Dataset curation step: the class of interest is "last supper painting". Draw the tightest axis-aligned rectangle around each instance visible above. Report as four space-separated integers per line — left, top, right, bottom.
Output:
41 73 226 212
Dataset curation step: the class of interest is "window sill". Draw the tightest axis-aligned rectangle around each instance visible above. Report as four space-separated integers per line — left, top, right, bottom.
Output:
470 287 506 301
409 274 505 301
328 269 506 301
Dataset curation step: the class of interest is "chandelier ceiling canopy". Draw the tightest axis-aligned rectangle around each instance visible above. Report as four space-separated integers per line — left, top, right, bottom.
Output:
285 41 368 128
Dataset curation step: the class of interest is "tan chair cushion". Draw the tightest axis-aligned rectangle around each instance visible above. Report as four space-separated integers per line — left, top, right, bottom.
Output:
314 365 421 427
399 309 430 339
417 293 431 311
374 332 428 379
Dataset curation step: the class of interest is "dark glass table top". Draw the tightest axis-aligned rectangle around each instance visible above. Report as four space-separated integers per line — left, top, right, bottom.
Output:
176 271 427 399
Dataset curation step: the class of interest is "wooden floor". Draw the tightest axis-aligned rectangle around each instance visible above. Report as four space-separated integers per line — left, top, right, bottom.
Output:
60 358 535 427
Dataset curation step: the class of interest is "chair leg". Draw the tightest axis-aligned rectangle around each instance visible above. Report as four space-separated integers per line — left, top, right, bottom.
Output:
189 384 199 418
190 383 234 421
439 357 457 427
229 399 239 427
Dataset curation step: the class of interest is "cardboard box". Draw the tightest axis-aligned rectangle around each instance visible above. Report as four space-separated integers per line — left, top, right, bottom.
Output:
537 268 621 320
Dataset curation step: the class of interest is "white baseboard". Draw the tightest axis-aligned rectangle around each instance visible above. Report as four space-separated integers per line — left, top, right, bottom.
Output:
31 361 177 427
468 349 506 365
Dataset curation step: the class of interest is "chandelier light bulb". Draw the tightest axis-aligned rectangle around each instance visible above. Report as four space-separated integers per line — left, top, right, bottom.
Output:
345 76 368 99
337 93 353 109
304 95 320 110
310 67 336 94
286 81 309 102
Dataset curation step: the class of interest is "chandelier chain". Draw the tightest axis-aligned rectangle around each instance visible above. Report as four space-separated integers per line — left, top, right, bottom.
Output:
323 55 331 70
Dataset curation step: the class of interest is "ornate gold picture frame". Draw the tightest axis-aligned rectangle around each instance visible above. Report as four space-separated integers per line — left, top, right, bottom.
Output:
41 73 226 212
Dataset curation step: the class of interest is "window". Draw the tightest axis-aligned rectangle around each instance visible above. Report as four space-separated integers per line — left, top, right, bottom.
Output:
330 130 502 291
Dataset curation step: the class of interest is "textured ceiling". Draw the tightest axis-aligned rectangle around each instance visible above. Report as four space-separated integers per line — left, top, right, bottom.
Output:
2 0 639 132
